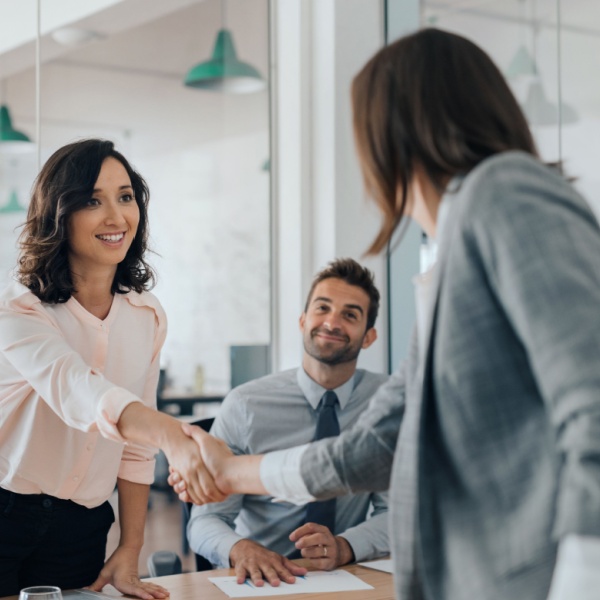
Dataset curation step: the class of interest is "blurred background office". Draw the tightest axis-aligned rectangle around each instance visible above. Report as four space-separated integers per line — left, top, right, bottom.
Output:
1 0 598 574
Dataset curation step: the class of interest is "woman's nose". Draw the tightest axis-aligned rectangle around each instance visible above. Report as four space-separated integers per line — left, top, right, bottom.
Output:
103 202 125 225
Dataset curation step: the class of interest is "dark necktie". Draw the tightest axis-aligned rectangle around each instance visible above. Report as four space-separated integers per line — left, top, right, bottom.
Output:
288 391 340 558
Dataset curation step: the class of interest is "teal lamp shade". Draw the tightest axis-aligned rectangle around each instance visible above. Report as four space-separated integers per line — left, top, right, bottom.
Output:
0 189 25 213
506 45 538 79
0 105 34 154
184 29 265 93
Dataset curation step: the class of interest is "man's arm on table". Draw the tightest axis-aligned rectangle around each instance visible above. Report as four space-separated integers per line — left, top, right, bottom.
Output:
188 492 307 587
289 491 389 571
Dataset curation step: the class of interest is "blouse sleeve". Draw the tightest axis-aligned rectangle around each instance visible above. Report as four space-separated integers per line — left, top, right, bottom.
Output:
118 293 168 483
0 289 141 442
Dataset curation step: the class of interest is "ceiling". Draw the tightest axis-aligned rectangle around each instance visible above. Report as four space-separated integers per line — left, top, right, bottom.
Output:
0 0 270 154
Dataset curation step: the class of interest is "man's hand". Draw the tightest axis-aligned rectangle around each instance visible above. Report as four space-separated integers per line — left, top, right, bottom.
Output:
289 523 355 570
162 424 227 505
168 423 234 503
88 546 169 599
229 539 307 587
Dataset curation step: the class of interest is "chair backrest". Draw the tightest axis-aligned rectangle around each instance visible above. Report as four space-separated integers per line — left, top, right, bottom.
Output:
186 417 216 571
195 417 215 432
147 550 182 577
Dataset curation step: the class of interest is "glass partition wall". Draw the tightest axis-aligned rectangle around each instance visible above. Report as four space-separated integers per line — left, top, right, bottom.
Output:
422 0 600 218
0 0 271 397
389 0 600 367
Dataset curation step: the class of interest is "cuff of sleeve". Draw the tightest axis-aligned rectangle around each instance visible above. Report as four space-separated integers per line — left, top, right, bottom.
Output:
217 534 245 569
337 532 364 562
260 445 315 505
96 388 141 442
117 458 156 485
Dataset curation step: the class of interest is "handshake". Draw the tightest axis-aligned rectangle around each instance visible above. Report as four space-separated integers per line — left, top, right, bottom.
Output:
165 422 240 505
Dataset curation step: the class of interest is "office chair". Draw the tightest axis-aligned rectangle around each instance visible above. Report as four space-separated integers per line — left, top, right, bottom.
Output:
148 418 215 576
147 550 182 577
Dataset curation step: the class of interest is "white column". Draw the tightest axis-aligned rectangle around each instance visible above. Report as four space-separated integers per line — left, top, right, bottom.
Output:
271 0 387 373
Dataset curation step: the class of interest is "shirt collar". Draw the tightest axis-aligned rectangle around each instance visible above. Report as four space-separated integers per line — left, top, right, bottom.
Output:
296 367 355 411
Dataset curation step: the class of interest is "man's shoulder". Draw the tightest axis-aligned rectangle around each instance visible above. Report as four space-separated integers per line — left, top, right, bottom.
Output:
221 368 298 408
229 368 296 396
354 368 389 390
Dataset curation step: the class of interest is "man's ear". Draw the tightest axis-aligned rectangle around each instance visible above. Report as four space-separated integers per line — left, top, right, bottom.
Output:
361 327 377 350
299 312 306 332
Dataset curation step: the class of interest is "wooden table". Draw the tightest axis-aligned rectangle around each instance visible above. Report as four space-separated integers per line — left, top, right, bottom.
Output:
144 562 394 600
0 563 394 600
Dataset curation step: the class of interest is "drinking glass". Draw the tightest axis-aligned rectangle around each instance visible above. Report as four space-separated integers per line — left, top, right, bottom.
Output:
19 586 63 600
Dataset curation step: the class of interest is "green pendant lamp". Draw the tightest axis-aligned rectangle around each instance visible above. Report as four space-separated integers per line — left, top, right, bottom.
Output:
0 105 34 154
0 189 25 213
184 28 265 93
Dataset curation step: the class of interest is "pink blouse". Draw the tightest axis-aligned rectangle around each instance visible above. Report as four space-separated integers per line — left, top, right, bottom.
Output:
0 281 167 508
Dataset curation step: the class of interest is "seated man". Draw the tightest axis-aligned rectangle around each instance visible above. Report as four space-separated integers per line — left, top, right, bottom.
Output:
187 258 389 587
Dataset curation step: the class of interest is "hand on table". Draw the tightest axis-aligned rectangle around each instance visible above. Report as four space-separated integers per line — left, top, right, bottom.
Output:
168 423 233 504
88 546 169 599
289 522 355 570
229 539 307 587
163 423 231 504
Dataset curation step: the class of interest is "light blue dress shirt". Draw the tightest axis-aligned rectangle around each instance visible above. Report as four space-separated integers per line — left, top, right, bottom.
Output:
187 367 390 568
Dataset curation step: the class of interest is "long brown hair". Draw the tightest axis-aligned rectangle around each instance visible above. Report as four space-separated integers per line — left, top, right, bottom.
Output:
352 28 538 254
18 139 155 302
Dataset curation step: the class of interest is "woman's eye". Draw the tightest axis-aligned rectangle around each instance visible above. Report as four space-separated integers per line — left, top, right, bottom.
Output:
86 198 100 206
121 194 134 203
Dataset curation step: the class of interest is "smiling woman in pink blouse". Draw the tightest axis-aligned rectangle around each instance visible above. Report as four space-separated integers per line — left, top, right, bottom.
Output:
0 139 224 598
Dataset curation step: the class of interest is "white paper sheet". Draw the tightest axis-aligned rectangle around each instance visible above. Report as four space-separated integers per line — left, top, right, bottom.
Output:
357 559 393 573
208 569 374 598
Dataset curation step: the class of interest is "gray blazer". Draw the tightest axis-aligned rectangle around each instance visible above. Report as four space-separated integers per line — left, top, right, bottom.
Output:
301 152 600 600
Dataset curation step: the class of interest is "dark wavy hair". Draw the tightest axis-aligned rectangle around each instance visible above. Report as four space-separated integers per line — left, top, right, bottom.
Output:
352 28 538 254
17 138 155 303
304 258 380 330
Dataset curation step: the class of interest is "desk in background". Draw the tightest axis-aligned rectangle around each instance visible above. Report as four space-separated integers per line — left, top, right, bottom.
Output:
157 392 224 417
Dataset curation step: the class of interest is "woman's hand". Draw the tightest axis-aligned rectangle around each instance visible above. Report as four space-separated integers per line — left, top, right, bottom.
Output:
168 423 234 503
88 546 169 599
161 424 228 505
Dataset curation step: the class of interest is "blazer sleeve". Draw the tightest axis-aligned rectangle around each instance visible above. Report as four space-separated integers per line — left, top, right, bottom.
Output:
300 362 406 498
464 156 600 538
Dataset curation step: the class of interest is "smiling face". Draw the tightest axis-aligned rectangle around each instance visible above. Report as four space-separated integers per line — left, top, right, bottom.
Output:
300 277 377 367
67 156 140 278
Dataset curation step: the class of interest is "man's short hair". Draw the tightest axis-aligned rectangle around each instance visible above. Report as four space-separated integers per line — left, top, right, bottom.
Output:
304 258 380 330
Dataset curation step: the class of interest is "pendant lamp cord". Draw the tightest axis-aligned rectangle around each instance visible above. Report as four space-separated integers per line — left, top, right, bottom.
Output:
556 0 562 163
35 0 41 171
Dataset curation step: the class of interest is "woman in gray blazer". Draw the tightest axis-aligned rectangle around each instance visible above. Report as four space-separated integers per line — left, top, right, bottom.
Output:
173 28 600 600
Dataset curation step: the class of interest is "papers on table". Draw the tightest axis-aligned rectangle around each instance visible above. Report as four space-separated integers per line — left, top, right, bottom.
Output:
357 559 393 573
209 569 374 598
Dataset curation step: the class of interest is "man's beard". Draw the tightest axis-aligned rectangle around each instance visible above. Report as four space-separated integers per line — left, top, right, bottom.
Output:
304 327 362 366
